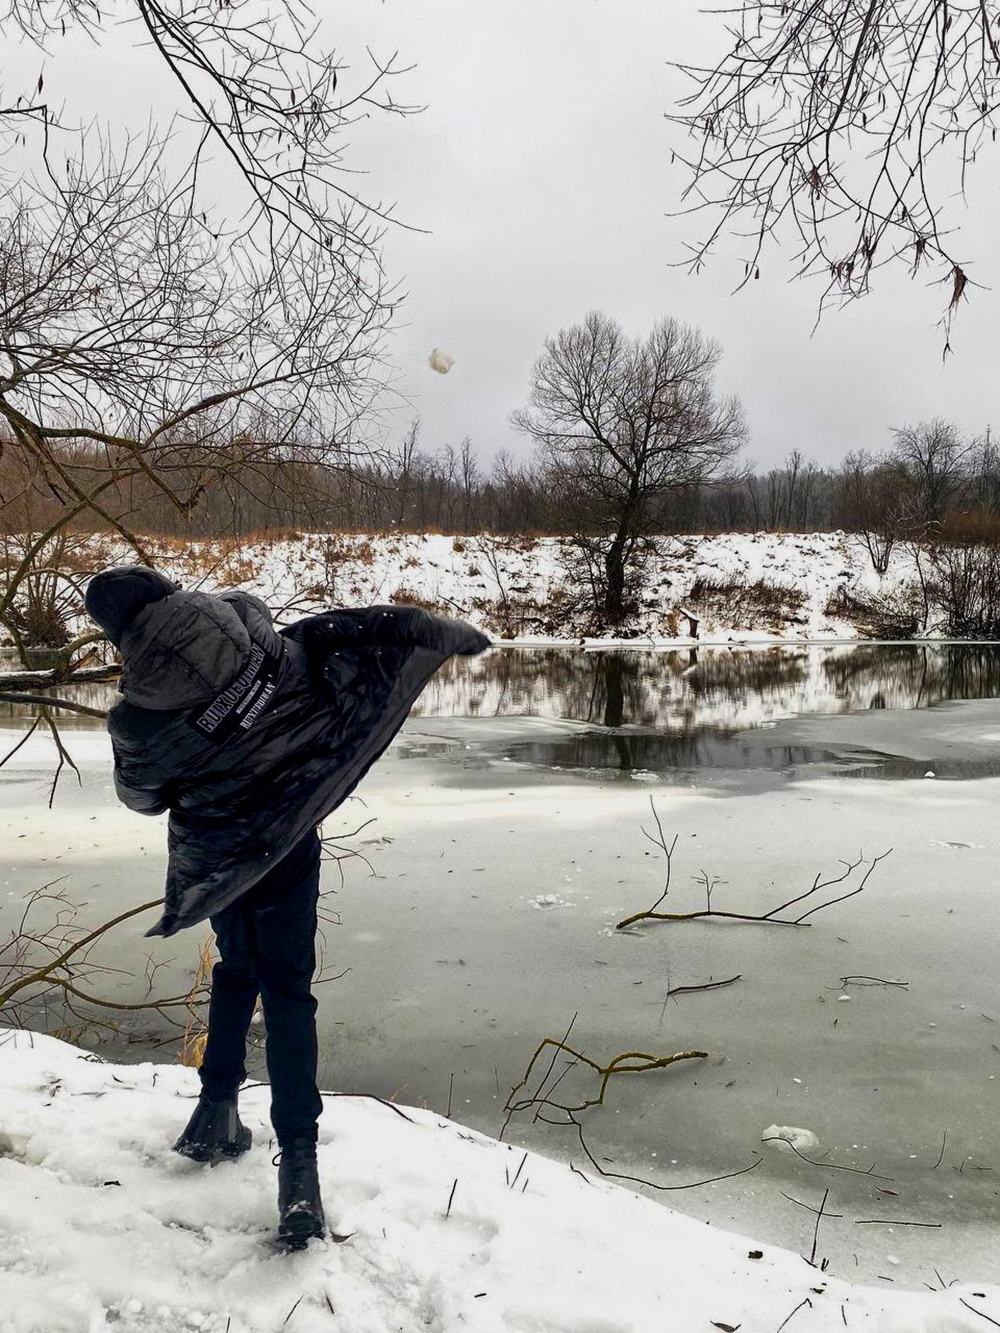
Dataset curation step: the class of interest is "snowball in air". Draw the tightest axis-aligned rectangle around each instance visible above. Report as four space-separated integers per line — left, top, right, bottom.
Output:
428 348 455 374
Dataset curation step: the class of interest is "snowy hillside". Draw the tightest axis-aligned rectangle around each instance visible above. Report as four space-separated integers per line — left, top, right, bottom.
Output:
61 529 935 645
2 1031 995 1333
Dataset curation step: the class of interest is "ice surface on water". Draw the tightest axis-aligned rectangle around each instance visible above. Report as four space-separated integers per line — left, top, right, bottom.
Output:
3 644 1000 1292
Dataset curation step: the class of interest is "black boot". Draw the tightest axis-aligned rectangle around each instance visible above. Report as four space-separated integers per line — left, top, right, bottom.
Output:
276 1137 327 1249
173 1093 252 1164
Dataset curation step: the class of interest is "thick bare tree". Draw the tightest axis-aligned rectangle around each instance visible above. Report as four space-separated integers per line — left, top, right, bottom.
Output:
514 312 744 626
673 2 999 341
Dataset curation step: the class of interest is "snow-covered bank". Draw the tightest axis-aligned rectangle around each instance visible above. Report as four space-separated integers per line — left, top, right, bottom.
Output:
43 529 923 645
1 1031 995 1333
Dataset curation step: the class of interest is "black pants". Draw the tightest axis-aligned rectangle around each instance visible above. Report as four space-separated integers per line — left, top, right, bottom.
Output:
199 828 323 1147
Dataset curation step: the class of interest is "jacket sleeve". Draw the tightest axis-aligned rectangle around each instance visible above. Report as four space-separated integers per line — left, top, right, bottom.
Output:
107 712 171 816
282 605 491 657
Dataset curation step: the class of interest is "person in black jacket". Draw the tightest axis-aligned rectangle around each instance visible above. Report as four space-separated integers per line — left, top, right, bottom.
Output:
84 565 489 1249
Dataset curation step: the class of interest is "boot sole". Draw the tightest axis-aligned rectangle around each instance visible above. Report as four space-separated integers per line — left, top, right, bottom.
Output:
173 1125 252 1165
275 1225 327 1252
271 1225 351 1255
276 1205 328 1251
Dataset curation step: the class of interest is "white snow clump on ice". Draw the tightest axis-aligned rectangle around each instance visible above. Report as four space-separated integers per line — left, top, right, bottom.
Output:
762 1124 820 1153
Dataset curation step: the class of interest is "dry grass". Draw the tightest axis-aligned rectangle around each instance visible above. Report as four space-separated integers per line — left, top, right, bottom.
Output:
470 585 574 638
178 933 215 1069
689 575 808 629
388 586 449 614
320 534 376 567
215 554 261 587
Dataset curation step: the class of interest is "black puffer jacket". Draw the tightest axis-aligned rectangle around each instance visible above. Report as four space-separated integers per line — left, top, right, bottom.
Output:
105 589 489 937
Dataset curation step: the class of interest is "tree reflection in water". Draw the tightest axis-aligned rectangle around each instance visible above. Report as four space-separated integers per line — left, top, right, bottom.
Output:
5 644 1000 742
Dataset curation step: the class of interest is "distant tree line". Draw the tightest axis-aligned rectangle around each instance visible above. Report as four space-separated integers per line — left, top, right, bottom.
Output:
3 417 995 550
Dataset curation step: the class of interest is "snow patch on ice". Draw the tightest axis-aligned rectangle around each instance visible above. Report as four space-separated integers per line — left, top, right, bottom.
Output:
761 1124 820 1154
527 893 576 910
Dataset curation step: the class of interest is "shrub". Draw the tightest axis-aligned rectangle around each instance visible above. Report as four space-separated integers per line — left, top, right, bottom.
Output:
825 583 927 640
928 542 1000 638
688 575 807 630
470 586 575 638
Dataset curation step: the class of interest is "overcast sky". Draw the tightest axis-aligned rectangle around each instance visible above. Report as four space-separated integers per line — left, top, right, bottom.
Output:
327 0 1000 471
19 0 1000 471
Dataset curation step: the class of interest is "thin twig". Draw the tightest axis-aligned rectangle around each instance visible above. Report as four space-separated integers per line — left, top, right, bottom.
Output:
663 974 742 1002
777 1298 812 1333
762 1137 891 1182
810 1188 829 1266
960 1300 1000 1328
933 1129 948 1170
318 1090 414 1124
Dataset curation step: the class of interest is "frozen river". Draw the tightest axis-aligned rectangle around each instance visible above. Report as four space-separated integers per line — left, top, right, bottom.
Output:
2 642 999 1290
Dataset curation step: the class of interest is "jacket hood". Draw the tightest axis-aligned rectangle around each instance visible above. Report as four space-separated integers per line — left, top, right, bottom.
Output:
119 590 259 711
85 566 180 648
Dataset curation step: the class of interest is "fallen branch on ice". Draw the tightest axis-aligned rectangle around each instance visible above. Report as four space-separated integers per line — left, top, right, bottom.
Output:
616 799 892 930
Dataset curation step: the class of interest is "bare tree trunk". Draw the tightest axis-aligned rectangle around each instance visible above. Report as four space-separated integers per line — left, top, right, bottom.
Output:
603 528 630 624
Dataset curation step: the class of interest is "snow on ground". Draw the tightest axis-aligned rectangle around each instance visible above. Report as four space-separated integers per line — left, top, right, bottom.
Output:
1 1029 996 1333
48 529 924 646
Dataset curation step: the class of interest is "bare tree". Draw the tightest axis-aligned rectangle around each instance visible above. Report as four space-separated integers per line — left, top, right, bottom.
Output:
0 15 420 824
889 419 969 527
458 436 478 533
966 426 1000 519
760 449 819 531
391 419 421 528
702 464 753 530
514 311 745 626
3 1 415 274
1 0 416 725
837 449 905 574
484 450 549 533
0 145 393 788
672 2 997 341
